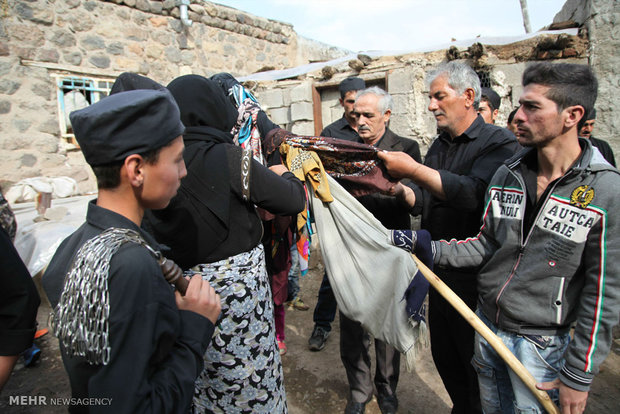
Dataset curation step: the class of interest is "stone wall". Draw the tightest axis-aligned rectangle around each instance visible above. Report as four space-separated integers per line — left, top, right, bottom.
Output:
586 0 620 154
1 0 615 197
548 0 618 153
254 31 589 155
257 79 316 136
0 0 347 194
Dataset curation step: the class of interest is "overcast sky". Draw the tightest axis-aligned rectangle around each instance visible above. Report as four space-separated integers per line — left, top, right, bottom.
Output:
212 0 568 53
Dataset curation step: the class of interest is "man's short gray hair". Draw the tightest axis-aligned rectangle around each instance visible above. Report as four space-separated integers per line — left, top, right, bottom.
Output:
356 86 393 114
427 61 481 108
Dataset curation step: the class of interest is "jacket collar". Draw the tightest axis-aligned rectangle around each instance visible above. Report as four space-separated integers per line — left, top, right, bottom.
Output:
438 114 485 144
372 128 401 151
508 137 608 176
86 200 163 250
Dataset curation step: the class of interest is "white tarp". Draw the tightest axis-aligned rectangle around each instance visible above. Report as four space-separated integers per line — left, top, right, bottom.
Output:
5 176 79 204
13 195 93 276
310 175 426 367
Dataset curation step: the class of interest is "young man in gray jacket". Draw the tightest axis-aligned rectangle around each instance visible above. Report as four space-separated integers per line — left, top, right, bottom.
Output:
379 62 620 413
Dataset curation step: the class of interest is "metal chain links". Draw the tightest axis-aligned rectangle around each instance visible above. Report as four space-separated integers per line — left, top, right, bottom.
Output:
50 228 159 365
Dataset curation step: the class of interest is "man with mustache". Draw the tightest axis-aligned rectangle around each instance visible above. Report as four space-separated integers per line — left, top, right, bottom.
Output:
382 62 519 413
341 86 421 414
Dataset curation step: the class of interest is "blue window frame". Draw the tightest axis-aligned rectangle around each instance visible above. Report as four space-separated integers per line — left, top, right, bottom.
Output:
55 75 114 146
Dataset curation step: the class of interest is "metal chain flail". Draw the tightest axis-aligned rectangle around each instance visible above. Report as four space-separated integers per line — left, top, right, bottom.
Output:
50 228 158 365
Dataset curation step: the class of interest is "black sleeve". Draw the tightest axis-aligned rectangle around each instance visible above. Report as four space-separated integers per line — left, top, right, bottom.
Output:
266 148 283 167
249 159 306 216
596 139 616 167
88 246 215 414
0 227 40 356
257 110 280 137
439 133 519 212
227 145 306 216
608 151 616 168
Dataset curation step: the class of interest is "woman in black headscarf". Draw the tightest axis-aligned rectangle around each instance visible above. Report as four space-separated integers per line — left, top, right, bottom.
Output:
142 74 304 414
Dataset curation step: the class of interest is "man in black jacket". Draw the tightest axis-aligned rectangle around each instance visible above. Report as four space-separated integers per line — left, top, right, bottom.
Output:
341 87 421 414
579 108 616 167
380 62 520 414
0 192 40 392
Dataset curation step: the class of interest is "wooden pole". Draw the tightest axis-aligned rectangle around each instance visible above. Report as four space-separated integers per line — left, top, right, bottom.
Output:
411 254 560 414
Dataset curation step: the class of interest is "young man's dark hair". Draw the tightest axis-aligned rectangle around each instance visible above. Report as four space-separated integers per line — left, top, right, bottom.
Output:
523 62 597 129
92 163 123 189
338 76 366 99
507 107 518 124
92 145 168 189
481 87 501 111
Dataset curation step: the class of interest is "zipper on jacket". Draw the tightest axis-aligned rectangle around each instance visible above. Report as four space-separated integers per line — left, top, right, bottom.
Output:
495 248 524 323
555 277 566 324
494 166 574 324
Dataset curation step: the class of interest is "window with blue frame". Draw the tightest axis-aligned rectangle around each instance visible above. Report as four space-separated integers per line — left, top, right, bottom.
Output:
55 75 114 146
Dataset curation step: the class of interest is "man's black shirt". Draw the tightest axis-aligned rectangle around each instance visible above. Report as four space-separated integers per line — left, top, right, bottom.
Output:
417 115 521 242
589 136 616 167
321 116 360 141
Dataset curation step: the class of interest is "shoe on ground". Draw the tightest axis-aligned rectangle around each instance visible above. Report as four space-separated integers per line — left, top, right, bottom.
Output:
22 344 41 367
34 328 49 339
308 326 330 351
277 340 287 355
288 296 309 311
377 392 398 414
344 399 367 414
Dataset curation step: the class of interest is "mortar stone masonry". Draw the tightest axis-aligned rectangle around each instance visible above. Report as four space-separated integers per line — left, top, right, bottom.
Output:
0 0 615 197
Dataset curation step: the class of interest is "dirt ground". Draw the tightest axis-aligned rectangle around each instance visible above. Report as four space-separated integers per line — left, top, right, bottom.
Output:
1 245 619 413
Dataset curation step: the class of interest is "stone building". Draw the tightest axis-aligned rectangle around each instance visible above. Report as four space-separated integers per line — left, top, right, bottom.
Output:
0 0 347 195
253 34 589 152
0 0 617 197
249 0 616 156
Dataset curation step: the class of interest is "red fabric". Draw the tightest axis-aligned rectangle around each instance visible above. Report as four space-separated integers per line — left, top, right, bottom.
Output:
262 217 293 306
274 303 285 341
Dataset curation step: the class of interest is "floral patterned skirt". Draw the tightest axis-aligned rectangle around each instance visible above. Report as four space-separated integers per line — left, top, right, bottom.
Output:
189 244 287 413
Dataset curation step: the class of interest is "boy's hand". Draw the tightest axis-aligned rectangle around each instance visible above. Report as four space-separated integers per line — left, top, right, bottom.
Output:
175 274 221 324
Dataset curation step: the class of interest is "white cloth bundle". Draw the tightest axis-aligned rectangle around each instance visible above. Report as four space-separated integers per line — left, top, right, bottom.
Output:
5 176 79 204
310 175 427 368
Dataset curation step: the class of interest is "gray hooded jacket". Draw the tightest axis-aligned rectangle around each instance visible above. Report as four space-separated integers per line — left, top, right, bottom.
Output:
433 138 620 391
